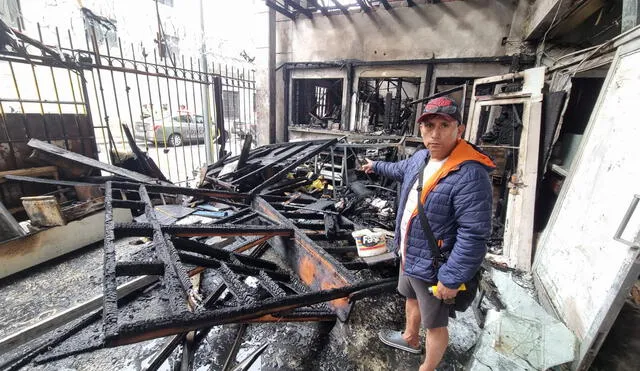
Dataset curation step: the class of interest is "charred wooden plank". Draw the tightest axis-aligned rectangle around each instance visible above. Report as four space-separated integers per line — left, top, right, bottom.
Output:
106 278 394 346
28 139 165 184
252 196 357 321
113 223 293 238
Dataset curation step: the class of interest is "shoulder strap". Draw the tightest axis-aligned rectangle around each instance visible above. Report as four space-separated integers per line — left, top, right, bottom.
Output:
416 156 444 269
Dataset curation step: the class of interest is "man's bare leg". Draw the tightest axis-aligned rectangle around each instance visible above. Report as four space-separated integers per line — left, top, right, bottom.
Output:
419 326 448 371
402 298 421 348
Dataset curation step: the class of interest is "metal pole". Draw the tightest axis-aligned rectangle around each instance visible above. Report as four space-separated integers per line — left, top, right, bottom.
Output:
268 7 276 144
200 0 213 164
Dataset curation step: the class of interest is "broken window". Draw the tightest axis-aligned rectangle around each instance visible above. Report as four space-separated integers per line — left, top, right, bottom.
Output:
355 77 419 135
292 78 343 129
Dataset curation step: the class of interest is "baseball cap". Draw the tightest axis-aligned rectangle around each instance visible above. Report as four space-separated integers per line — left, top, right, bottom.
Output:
417 96 462 124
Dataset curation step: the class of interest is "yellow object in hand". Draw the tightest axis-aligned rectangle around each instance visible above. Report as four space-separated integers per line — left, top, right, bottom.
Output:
428 283 467 296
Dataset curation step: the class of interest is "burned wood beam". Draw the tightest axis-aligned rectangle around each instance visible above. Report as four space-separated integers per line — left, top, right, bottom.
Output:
115 261 164 276
121 124 168 182
143 333 187 371
348 280 398 302
113 223 293 238
106 278 394 346
224 235 274 254
229 211 259 225
307 0 330 16
258 270 288 298
232 143 313 184
172 237 279 271
253 196 357 321
279 211 325 220
217 261 256 304
111 200 145 210
204 175 237 192
329 0 349 14
283 0 313 18
2 174 96 187
379 0 392 10
28 139 167 185
236 134 253 170
103 182 119 339
356 0 371 12
265 0 296 20
322 246 358 254
178 252 290 282
251 139 339 195
211 208 252 224
110 181 249 201
138 185 193 314
246 309 336 322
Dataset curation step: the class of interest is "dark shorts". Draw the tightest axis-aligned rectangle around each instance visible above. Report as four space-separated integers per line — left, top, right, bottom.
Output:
397 269 451 329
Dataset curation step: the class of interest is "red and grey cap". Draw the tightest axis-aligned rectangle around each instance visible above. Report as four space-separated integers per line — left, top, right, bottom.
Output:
418 96 462 124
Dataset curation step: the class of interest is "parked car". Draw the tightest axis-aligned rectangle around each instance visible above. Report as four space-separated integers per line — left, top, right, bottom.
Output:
134 111 227 147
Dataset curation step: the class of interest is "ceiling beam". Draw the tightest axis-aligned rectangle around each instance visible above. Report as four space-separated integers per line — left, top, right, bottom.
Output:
329 0 350 15
308 0 330 16
379 0 392 11
283 0 314 18
356 0 371 12
265 0 296 20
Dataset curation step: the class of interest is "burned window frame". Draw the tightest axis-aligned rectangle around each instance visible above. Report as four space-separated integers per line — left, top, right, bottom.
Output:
354 76 420 135
291 78 344 129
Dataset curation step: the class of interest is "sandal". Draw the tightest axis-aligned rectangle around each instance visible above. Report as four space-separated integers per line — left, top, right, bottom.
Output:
378 329 422 354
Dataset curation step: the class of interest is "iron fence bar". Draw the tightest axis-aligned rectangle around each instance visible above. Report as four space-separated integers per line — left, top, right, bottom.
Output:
117 38 136 149
59 46 211 83
213 72 226 159
158 52 182 182
87 26 119 163
69 29 99 159
38 24 69 150
198 59 213 164
7 60 33 141
144 49 172 179
190 57 203 168
0 98 86 105
132 46 153 155
103 37 126 152
181 55 196 175
171 54 194 182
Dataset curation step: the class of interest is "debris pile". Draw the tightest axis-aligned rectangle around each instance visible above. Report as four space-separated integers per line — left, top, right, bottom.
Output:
0 136 406 370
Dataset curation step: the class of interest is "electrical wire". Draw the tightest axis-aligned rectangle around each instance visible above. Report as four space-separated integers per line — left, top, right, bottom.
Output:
537 0 565 64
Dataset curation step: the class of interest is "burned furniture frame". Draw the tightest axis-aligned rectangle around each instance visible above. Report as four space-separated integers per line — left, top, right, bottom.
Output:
465 67 545 271
102 181 392 348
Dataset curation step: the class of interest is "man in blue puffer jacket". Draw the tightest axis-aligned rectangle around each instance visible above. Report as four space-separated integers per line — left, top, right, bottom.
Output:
362 97 495 371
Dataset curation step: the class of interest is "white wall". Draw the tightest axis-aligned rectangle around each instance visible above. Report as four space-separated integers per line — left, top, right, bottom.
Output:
277 0 516 64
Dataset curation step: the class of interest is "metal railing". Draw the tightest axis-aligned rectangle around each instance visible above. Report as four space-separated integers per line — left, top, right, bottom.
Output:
0 23 257 187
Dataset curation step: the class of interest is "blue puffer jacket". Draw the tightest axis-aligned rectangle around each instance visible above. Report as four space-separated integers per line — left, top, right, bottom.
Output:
373 140 495 288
